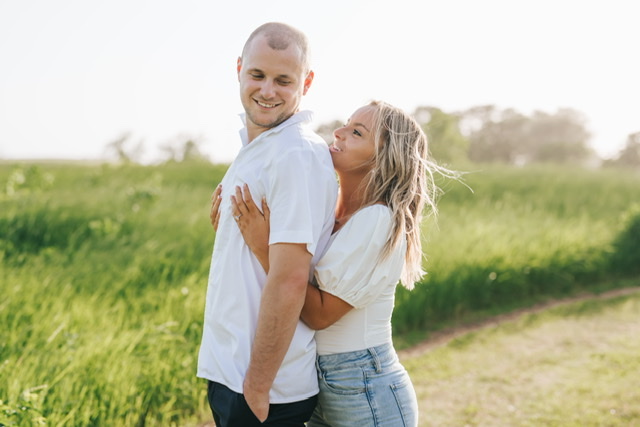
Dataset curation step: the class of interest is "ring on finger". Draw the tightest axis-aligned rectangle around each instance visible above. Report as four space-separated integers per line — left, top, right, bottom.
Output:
234 214 242 221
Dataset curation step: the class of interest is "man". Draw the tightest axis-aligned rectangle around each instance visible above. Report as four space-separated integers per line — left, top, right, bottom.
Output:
197 22 338 426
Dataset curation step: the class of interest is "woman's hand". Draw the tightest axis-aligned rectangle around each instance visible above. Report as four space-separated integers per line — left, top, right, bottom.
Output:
231 184 271 272
210 184 222 231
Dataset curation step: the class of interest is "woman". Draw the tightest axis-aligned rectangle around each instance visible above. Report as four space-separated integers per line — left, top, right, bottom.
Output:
211 100 446 426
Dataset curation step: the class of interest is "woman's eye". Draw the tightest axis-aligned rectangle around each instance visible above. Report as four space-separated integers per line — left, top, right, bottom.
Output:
353 129 362 137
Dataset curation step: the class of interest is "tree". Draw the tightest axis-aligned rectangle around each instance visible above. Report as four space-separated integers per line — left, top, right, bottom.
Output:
159 134 209 163
527 109 592 163
104 132 145 164
464 107 592 165
609 131 640 168
467 108 531 164
181 139 208 162
315 120 343 145
414 106 469 165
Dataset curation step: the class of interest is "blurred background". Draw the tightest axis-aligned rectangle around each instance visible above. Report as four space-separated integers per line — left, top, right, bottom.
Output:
1 0 638 166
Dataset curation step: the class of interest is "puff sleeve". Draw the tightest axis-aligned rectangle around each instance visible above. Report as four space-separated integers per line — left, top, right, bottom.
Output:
314 205 406 309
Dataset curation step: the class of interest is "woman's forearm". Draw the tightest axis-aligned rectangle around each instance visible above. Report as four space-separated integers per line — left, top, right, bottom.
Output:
253 245 270 273
300 284 323 328
301 284 353 330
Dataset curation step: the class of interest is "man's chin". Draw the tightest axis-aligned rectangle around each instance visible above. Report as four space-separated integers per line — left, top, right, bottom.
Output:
249 113 291 130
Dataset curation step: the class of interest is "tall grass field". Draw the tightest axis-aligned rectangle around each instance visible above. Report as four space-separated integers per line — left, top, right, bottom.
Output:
1 161 639 425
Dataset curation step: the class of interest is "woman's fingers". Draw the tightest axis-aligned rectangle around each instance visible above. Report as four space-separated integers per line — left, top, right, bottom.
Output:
211 183 222 200
228 184 268 228
211 196 221 217
241 184 257 211
230 193 241 217
210 184 222 229
212 210 220 231
234 185 249 214
235 183 261 216
261 197 270 224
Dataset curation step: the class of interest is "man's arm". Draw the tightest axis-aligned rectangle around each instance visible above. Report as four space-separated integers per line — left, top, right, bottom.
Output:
243 242 311 421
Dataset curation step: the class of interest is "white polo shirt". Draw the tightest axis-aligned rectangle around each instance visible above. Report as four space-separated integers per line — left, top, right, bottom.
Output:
197 110 338 403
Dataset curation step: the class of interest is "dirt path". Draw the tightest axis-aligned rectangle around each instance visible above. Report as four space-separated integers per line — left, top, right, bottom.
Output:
398 285 640 360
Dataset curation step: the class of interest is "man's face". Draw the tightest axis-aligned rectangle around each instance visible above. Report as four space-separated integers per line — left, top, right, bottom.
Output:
237 35 313 141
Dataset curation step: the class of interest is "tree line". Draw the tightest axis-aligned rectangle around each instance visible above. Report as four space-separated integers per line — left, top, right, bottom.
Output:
102 106 638 168
318 105 639 168
420 105 639 167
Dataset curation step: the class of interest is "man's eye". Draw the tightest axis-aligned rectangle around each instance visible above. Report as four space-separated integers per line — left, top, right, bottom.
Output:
250 73 264 79
277 80 291 85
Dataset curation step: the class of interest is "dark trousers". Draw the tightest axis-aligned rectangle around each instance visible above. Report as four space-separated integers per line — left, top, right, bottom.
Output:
207 381 318 427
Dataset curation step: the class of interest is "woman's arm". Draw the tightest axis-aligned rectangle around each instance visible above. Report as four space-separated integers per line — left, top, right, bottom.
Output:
230 184 271 272
225 185 354 329
301 284 353 330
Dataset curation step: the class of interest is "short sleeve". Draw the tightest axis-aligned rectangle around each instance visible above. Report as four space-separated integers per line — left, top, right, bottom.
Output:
314 205 406 309
267 146 335 257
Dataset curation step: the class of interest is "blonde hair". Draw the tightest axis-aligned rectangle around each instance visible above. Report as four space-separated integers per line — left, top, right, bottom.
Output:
360 100 446 290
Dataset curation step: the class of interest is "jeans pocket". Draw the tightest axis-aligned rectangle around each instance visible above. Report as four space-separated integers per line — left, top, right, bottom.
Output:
389 375 418 427
321 366 367 395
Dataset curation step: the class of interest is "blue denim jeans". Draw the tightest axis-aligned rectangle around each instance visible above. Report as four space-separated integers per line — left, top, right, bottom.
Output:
308 343 418 427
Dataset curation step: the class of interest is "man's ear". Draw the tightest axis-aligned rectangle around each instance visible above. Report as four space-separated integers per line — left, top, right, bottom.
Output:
302 70 314 95
237 57 242 80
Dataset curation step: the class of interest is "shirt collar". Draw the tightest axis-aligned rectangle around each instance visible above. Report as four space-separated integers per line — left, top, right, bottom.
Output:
238 110 315 147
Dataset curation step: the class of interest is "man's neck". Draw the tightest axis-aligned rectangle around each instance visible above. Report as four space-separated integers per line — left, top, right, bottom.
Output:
245 110 299 143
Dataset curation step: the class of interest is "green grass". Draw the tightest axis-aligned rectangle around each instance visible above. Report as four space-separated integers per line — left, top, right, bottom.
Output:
394 165 640 340
1 161 223 426
1 161 639 425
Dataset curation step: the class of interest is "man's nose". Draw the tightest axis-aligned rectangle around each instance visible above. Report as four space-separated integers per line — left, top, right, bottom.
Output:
259 80 276 99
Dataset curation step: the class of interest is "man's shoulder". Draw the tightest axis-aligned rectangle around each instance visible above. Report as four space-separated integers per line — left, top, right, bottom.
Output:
269 111 323 144
274 120 324 144
268 127 330 161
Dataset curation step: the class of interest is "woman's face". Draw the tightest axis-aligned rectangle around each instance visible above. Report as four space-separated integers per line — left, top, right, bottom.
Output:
329 105 377 174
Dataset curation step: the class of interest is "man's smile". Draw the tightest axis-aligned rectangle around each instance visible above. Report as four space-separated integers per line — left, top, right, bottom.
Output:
255 100 280 109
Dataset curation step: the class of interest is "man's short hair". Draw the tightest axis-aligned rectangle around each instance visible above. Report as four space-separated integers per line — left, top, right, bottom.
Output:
242 22 311 73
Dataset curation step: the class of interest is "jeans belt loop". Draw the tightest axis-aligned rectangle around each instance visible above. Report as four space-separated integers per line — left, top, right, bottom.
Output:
368 346 382 373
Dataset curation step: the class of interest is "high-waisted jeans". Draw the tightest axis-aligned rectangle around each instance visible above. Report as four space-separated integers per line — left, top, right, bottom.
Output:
308 343 418 427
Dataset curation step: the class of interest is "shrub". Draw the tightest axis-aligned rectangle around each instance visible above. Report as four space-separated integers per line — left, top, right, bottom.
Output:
609 204 640 275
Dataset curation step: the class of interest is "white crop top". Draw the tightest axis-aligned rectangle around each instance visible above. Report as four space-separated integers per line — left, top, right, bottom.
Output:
313 204 406 355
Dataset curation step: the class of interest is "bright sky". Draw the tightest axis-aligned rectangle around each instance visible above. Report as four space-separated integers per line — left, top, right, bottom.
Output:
1 0 638 163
